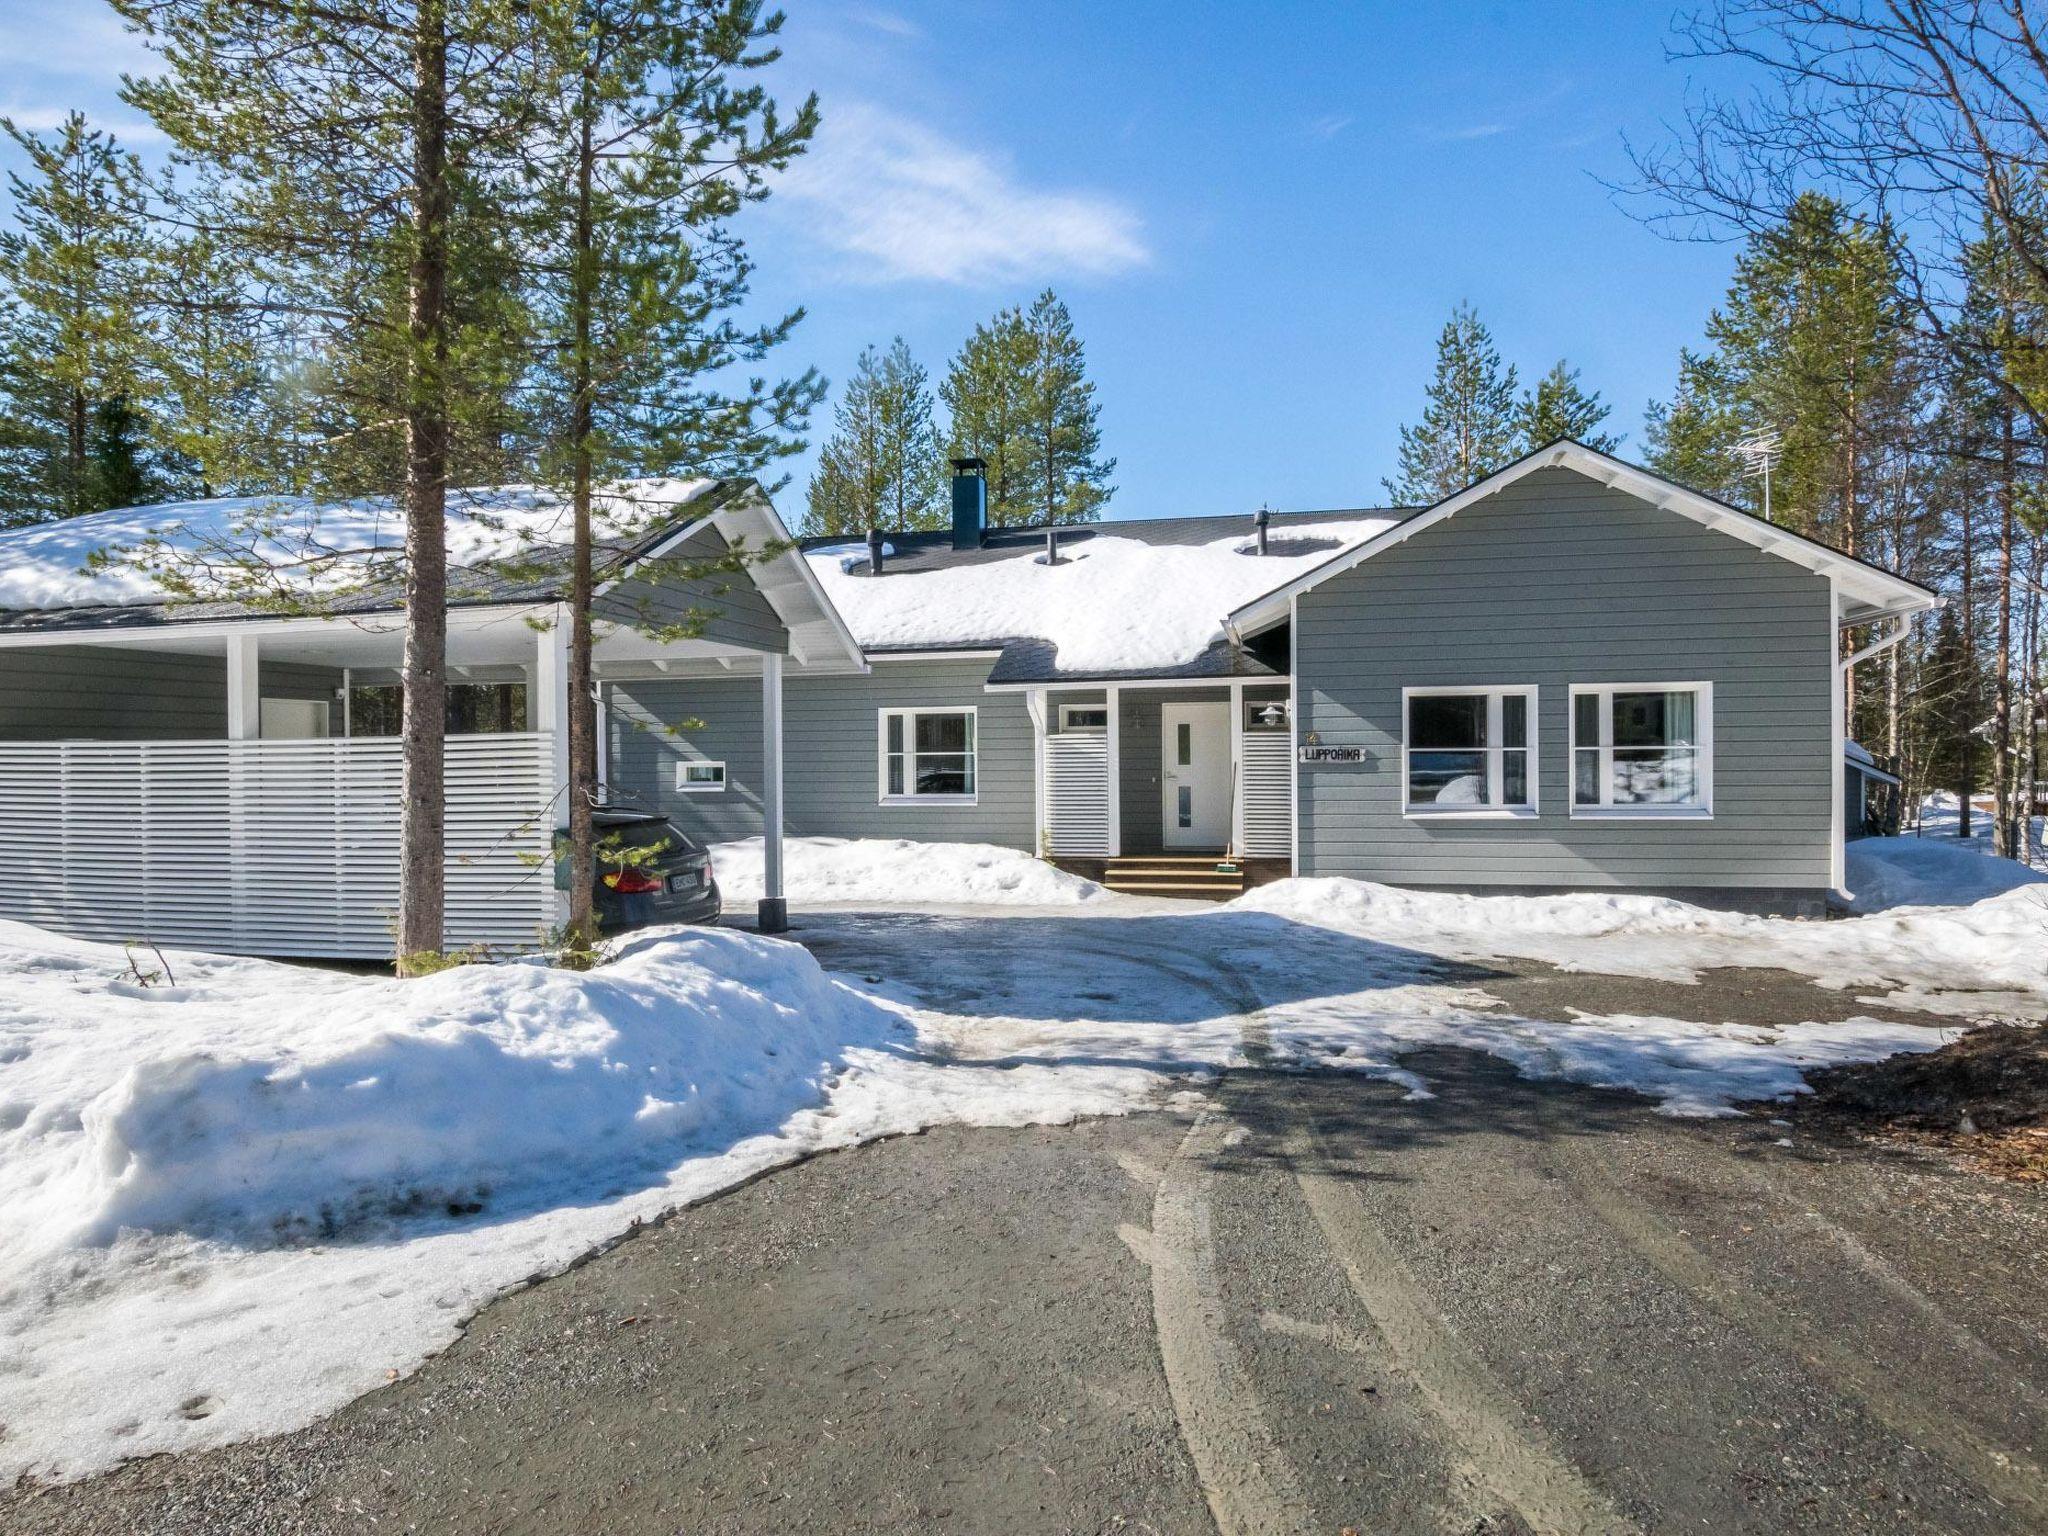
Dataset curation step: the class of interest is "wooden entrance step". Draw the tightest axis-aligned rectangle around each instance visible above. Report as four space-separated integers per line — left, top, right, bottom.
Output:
1101 854 1246 901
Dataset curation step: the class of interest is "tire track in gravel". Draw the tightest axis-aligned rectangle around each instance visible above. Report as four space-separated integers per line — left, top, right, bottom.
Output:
1285 1110 1641 1536
1543 1123 2048 1528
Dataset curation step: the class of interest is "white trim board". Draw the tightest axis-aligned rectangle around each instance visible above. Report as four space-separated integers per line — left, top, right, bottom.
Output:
1225 440 1940 639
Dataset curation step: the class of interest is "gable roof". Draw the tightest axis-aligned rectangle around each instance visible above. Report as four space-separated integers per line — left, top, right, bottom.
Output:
1226 440 1940 639
803 507 1402 682
0 478 866 669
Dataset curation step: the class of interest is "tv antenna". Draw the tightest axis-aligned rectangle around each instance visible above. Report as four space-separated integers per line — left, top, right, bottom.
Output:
1734 431 1782 523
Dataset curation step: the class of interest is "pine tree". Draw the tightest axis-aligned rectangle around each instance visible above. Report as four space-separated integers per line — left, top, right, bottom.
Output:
1644 348 1746 500
942 290 1113 526
145 219 279 499
118 0 557 968
1699 192 1916 553
805 338 944 536
0 112 152 522
1383 304 1519 503
941 304 1032 525
1016 290 1113 524
517 0 821 953
1515 359 1618 452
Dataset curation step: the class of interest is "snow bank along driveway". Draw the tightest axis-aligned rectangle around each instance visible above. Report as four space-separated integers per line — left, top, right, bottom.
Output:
1 833 2039 1483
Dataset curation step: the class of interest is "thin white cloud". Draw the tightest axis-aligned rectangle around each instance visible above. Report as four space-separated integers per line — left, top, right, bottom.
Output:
844 7 923 38
1307 112 1355 141
775 101 1149 286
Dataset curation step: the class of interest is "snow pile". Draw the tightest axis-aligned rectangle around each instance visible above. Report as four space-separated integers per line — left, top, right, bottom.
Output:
1846 834 2048 913
712 836 1108 906
0 478 714 611
0 920 904 1479
1235 846 2048 1014
806 518 1395 672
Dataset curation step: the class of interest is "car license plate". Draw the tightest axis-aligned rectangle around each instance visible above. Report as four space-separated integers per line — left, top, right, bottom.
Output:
666 871 699 894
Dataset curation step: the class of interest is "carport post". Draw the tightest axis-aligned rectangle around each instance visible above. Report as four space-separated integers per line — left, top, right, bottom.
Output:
536 612 571 924
225 630 259 740
759 651 787 933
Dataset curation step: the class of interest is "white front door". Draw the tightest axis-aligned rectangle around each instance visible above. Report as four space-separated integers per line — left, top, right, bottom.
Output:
1161 701 1231 849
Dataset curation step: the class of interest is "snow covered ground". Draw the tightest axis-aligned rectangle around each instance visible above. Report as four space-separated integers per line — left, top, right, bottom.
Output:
710 835 1106 907
0 831 2037 1483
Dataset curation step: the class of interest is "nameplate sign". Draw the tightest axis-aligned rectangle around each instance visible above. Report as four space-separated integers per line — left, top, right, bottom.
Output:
1298 745 1365 764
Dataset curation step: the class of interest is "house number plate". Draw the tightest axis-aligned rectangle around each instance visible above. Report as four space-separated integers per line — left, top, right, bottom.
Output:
1298 745 1365 764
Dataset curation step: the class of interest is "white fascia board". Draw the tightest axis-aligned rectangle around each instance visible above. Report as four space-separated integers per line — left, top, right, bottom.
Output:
1226 441 1939 637
983 674 1290 693
0 604 547 650
869 648 1007 663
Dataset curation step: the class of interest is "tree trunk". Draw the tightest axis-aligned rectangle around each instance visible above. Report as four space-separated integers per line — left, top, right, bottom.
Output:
1959 490 1976 841
1992 406 2016 858
397 3 451 971
67 387 88 516
564 69 599 952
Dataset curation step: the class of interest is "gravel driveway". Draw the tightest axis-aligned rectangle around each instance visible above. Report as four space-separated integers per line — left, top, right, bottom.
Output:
5 909 2044 1535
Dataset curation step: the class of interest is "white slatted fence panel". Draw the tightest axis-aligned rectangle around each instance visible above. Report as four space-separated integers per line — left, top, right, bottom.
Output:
0 735 555 959
1239 733 1294 857
1043 733 1112 856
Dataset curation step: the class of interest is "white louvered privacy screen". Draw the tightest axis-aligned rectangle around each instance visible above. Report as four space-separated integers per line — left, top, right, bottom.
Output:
0 735 556 959
1238 732 1294 856
1043 732 1113 855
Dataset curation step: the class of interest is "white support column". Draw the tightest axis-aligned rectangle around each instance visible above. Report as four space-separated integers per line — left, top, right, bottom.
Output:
225 630 260 740
1229 681 1245 859
1289 595 1301 876
1829 582 1846 898
536 609 571 922
1105 684 1122 857
759 651 788 932
1024 688 1049 858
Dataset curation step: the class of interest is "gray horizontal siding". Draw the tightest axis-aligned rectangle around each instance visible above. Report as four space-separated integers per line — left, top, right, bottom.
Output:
593 524 787 653
1295 466 1835 891
606 658 1035 851
0 646 340 740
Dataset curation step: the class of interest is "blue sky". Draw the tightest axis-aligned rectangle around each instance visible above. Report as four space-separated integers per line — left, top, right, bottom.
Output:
0 0 1743 520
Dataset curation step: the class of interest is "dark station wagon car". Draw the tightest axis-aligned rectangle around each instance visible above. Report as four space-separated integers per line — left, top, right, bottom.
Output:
563 808 723 931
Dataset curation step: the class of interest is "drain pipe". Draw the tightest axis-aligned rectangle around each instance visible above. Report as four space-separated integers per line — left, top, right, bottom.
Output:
1840 615 1912 674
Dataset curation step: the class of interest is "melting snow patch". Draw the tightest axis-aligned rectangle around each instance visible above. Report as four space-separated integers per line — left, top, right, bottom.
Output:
711 836 1108 907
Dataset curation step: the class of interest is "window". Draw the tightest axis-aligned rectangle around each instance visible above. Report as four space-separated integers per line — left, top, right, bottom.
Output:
879 708 977 803
1058 704 1108 732
1570 684 1712 817
1401 687 1537 816
675 760 726 793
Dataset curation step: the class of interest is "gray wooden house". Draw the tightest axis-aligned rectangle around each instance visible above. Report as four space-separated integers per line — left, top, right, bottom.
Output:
0 441 1936 957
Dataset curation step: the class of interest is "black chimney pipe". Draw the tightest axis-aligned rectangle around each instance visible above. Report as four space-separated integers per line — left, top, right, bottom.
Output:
866 526 884 575
1253 505 1270 556
1044 527 1060 564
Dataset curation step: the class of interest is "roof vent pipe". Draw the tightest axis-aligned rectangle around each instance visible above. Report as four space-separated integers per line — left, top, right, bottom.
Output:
1253 505 1270 556
1044 527 1060 564
866 526 885 575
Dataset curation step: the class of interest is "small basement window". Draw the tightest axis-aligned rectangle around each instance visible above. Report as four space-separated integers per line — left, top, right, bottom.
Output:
1570 684 1712 817
675 760 726 793
1402 686 1537 816
879 707 977 803
1058 704 1108 731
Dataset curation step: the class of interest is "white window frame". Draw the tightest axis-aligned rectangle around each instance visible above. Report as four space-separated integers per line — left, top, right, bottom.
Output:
675 759 726 793
1568 682 1714 820
1400 685 1539 819
1057 703 1109 732
877 706 979 806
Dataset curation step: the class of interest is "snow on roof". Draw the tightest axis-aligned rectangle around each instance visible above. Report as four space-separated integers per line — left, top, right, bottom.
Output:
806 517 1399 673
0 479 719 613
1845 740 1875 767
